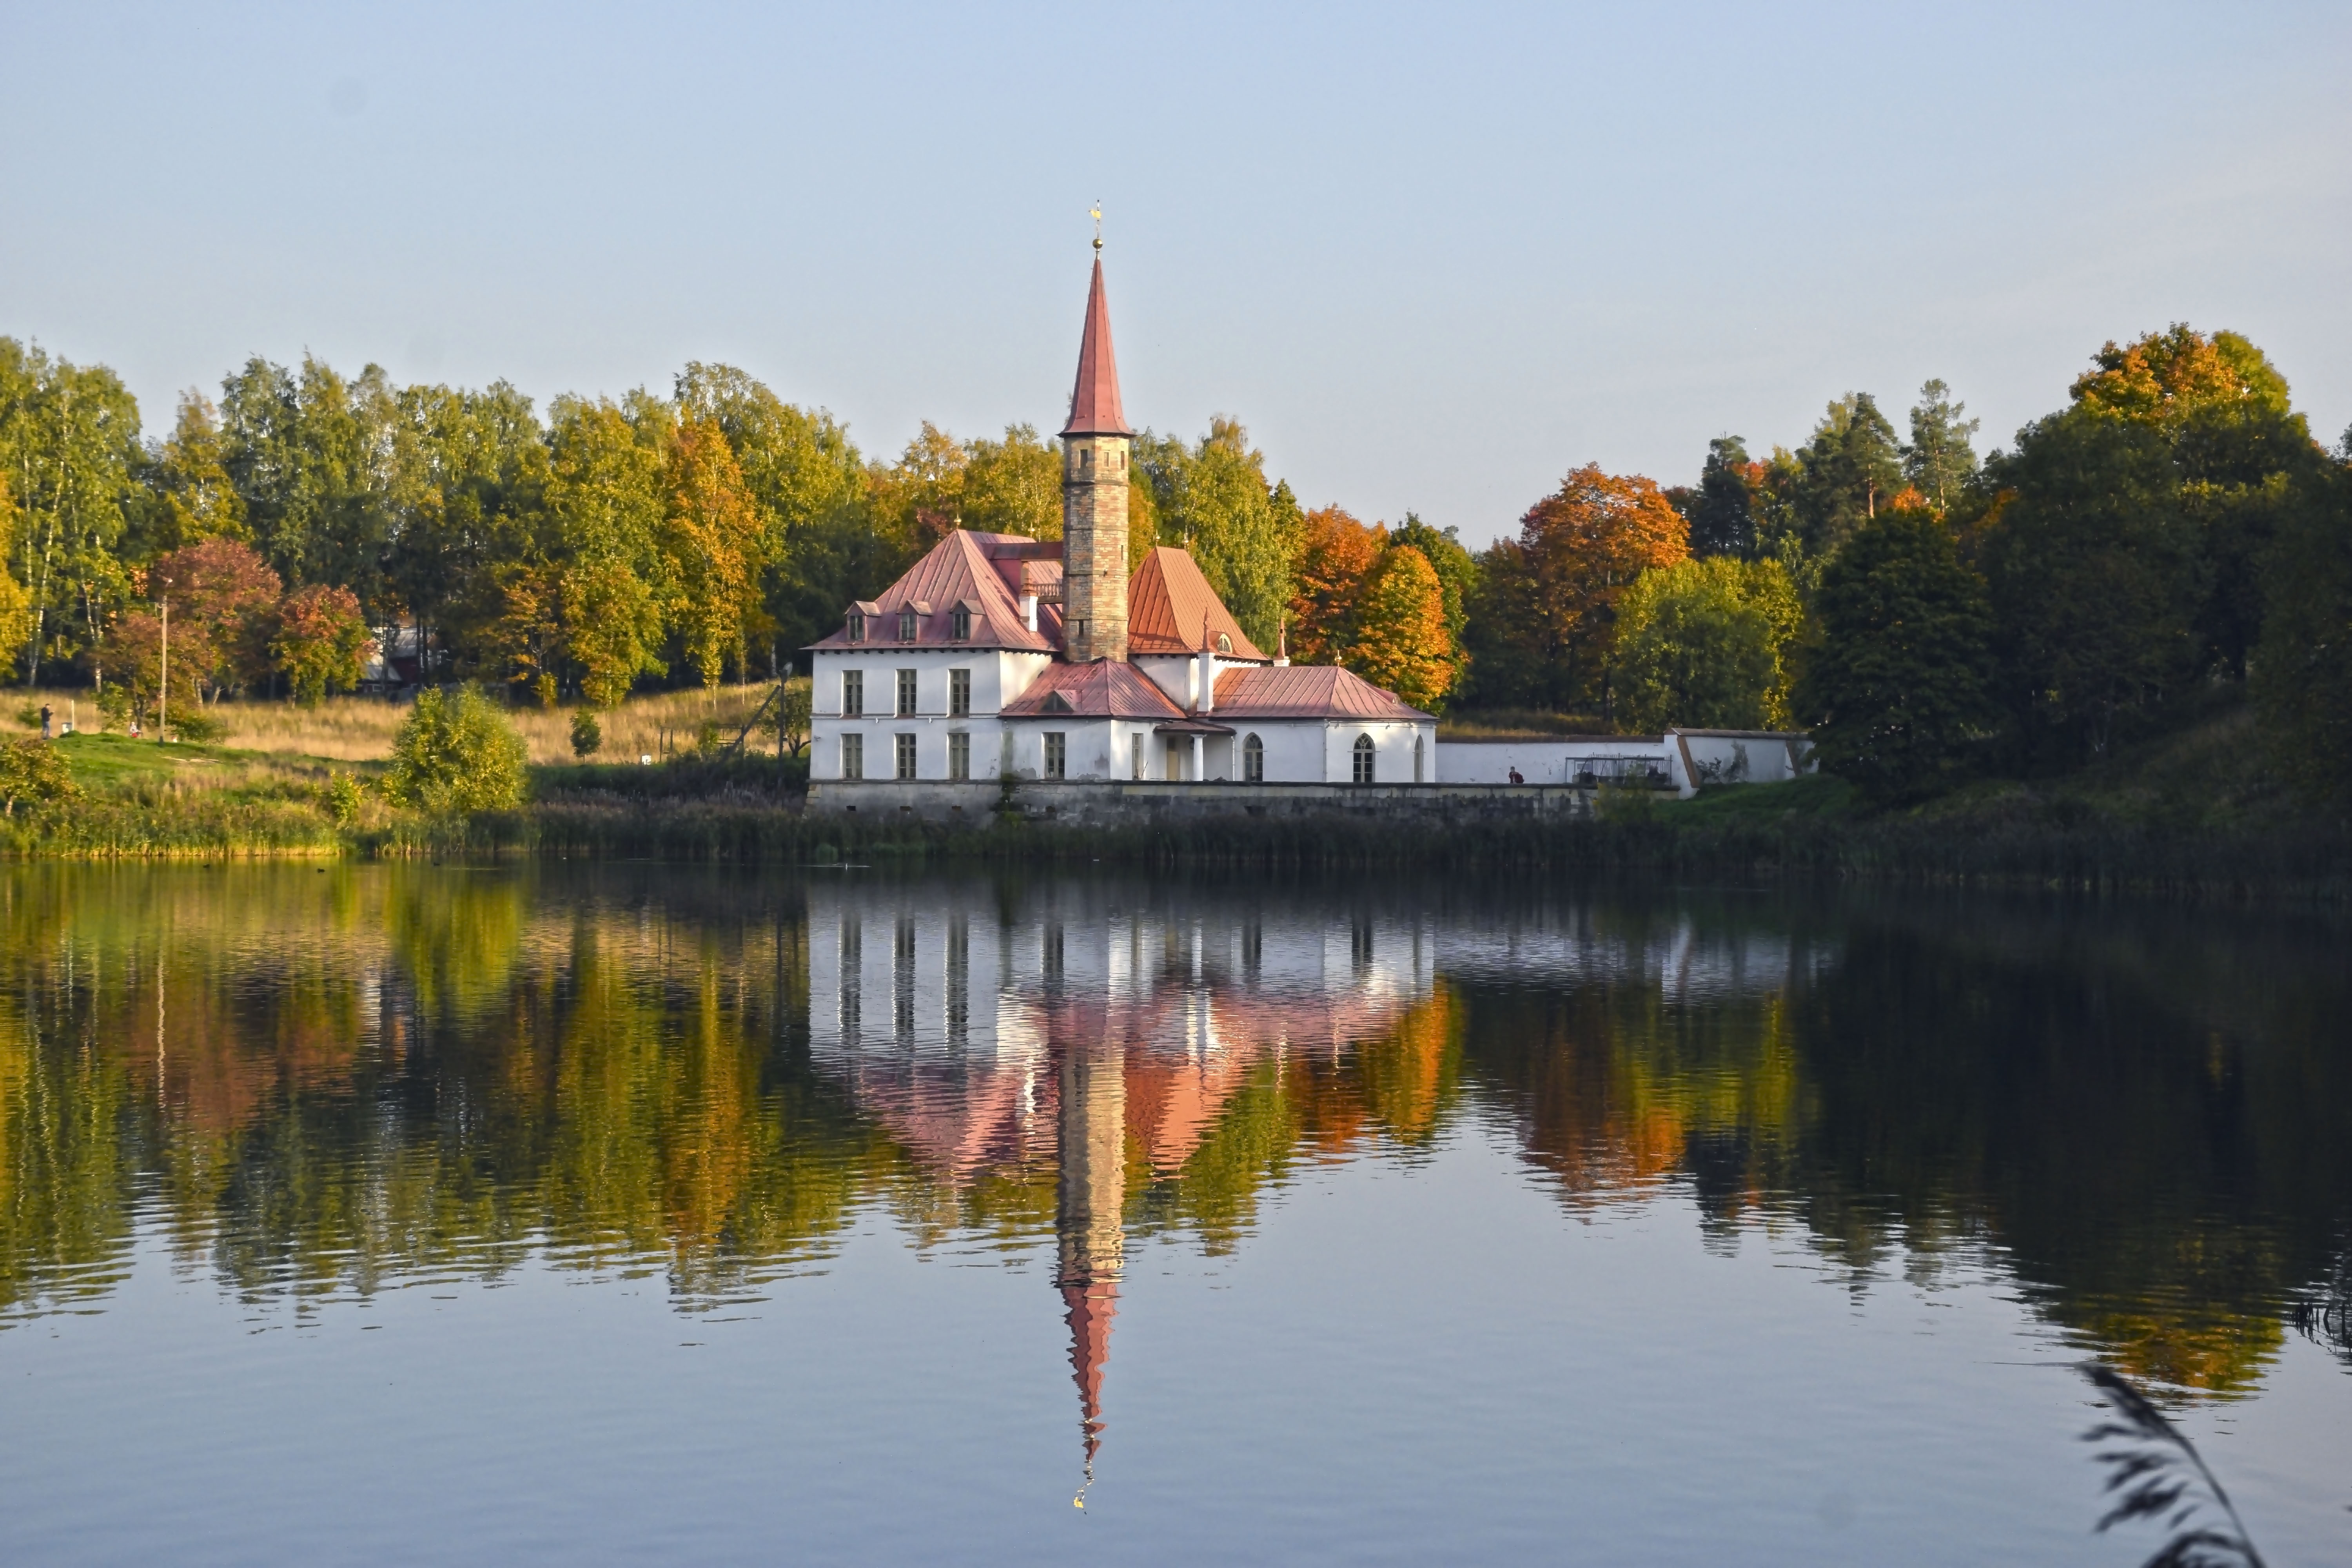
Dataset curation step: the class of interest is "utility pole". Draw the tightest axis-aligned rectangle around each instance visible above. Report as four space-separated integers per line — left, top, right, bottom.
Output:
158 598 169 742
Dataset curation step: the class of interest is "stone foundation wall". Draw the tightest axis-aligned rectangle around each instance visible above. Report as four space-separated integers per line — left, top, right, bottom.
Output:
807 779 1599 826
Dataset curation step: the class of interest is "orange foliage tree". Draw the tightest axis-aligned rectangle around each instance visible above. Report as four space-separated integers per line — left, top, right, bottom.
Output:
1467 464 1688 716
1286 505 1385 663
1347 545 1456 711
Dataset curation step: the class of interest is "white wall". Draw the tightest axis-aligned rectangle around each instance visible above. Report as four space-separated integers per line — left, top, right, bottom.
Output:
1436 738 1674 786
811 647 1052 780
1671 731 1813 788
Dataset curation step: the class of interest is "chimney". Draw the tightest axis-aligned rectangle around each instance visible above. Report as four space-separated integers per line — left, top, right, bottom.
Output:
1194 614 1215 714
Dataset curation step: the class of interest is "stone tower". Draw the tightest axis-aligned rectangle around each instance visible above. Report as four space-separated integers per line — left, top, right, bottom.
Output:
1060 252 1132 662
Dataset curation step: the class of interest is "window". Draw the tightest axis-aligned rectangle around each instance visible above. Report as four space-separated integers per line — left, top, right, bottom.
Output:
842 670 864 717
846 610 866 643
841 733 864 780
950 604 971 641
1352 733 1376 784
1044 732 1066 779
897 608 917 642
896 669 916 717
1216 633 1232 654
1082 447 1093 470
949 668 971 717
948 731 970 780
1131 732 1144 779
895 732 916 780
1244 733 1264 783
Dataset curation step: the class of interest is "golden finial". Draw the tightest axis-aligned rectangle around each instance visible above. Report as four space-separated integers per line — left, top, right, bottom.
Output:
1091 202 1102 252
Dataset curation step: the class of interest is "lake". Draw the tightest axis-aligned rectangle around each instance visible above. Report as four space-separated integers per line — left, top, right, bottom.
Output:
0 863 2345 1565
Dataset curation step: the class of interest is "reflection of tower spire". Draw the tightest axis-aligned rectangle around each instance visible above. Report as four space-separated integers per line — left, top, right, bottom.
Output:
1056 1039 1125 1506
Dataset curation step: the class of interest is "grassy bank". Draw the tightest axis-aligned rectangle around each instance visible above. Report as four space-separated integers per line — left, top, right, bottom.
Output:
6 688 2347 900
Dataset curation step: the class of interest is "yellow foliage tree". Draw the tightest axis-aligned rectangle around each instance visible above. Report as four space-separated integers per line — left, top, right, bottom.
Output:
1348 545 1455 711
1287 505 1385 665
662 420 765 693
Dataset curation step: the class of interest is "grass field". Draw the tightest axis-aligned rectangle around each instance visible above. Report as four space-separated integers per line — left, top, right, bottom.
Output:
4 683 784 768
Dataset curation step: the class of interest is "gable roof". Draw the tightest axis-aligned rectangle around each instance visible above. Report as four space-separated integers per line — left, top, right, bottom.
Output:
1212 664 1435 722
1000 659 1191 720
804 530 1062 652
1127 547 1268 660
1061 258 1130 437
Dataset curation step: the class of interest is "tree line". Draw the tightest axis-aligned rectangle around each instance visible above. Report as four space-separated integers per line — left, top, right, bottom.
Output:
4 323 2349 806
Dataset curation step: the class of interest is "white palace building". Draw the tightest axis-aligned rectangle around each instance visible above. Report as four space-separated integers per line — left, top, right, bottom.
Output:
807 250 1813 808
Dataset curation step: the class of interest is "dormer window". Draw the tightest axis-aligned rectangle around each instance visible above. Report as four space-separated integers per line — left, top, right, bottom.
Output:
1216 633 1232 654
1044 691 1075 714
897 608 917 642
950 603 972 641
846 610 866 643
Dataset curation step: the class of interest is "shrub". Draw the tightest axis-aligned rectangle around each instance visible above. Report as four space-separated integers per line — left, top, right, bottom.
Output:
570 708 603 759
0 738 77 816
327 772 367 826
384 685 528 815
169 708 224 744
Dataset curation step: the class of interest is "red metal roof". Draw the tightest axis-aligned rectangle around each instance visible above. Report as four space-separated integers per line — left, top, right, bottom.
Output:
1000 659 1189 720
1127 547 1268 660
1060 258 1130 437
804 530 1062 652
1211 664 1435 722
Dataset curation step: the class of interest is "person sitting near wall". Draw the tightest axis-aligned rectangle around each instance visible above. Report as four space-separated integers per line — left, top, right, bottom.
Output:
1508 767 1523 784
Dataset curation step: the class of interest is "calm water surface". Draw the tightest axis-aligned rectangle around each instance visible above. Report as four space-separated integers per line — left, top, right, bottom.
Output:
1 864 2347 1565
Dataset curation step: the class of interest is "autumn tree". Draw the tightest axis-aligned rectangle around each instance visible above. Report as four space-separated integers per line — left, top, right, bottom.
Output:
1287 505 1385 664
1795 511 1996 801
271 583 372 705
1613 557 1802 733
150 537 283 697
1463 464 1688 715
661 419 765 693
1347 545 1455 711
1389 514 1479 661
2068 324 2319 679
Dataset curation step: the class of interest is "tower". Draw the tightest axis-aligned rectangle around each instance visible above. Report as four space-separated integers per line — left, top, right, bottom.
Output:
1060 247 1132 662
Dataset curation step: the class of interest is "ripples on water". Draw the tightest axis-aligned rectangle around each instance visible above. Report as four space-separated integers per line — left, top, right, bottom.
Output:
0 863 2346 1564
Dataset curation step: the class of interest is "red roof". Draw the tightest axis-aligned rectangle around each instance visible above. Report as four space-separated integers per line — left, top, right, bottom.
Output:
805 530 1062 652
1000 659 1193 720
1212 664 1435 722
1127 548 1268 661
1060 258 1130 437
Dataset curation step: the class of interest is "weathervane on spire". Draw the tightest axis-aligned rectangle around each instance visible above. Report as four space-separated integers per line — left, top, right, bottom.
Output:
1091 201 1102 252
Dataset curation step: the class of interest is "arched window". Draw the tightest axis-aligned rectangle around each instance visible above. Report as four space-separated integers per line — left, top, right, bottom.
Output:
1216 632 1232 654
1352 733 1376 784
1243 733 1264 784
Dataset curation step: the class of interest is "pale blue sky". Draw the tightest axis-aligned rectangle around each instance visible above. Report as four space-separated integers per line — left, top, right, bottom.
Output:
4 1 2346 543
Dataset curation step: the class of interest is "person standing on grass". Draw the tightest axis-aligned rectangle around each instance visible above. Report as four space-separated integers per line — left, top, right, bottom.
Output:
39 704 51 740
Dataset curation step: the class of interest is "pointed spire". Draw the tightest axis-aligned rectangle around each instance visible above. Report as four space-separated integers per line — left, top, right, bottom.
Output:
1061 258 1131 437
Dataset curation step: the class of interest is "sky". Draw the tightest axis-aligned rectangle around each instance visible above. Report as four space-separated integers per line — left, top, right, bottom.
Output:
3 1 2348 546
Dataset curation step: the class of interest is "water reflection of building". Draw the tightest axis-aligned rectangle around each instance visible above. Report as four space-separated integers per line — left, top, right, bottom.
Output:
806 880 1434 1491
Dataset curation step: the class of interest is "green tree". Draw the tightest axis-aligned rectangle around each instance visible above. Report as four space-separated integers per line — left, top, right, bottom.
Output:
137 392 247 553
271 583 372 706
1980 409 2205 761
1782 394 1905 569
385 684 528 814
1795 510 1997 801
1613 556 1802 732
384 379 549 681
1903 380 1979 511
1678 437 1762 559
544 398 670 705
218 354 397 609
960 423 1062 540
0 737 75 817
2252 448 2352 808
0 339 143 680
1150 419 1296 652
1348 545 1455 711
569 708 603 759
